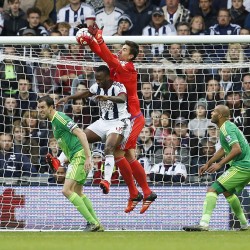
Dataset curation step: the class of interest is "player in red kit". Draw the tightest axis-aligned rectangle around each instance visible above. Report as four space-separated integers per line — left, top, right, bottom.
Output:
56 25 157 214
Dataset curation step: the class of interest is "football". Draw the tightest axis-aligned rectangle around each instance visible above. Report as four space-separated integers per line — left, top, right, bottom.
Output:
75 28 93 45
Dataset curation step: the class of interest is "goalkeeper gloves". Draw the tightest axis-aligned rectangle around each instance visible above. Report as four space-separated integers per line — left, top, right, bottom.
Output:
88 23 104 45
46 153 61 171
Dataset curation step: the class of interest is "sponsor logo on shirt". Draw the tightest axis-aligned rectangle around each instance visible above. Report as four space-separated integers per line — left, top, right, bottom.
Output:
225 135 231 143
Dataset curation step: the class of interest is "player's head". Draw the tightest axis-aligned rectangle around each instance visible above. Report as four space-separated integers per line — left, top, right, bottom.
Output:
211 105 230 125
118 40 139 62
37 95 55 119
95 65 111 89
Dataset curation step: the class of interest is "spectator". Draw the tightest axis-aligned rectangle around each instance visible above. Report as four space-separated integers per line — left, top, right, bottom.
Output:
162 75 196 120
218 66 241 99
14 75 38 114
229 0 249 27
151 110 162 140
0 133 37 178
137 126 163 165
191 0 217 30
159 111 172 138
150 67 169 100
239 28 250 59
95 0 123 36
35 0 69 31
176 21 190 35
162 0 190 26
205 122 220 150
190 15 205 35
149 146 187 183
125 0 155 35
188 101 211 139
159 43 182 80
49 29 69 59
225 91 245 130
57 0 95 35
139 80 162 126
142 6 176 58
33 48 58 96
0 97 21 134
115 13 133 35
0 46 30 96
242 73 250 108
66 98 92 129
225 43 249 84
17 7 48 36
12 123 40 169
181 58 206 99
49 166 66 184
2 0 27 36
56 21 71 36
47 137 60 158
55 44 85 95
172 117 194 167
190 139 216 181
203 78 224 119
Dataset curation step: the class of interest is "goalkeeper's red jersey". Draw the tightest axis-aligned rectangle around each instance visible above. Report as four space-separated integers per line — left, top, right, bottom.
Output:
90 42 141 117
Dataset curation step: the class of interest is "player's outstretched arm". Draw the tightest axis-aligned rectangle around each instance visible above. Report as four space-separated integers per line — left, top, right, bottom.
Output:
72 127 92 172
55 90 92 107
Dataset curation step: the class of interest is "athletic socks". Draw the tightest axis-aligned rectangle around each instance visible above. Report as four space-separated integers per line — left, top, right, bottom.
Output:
82 194 99 222
115 157 139 198
68 192 98 224
226 194 248 226
104 155 114 183
129 159 151 198
200 192 218 226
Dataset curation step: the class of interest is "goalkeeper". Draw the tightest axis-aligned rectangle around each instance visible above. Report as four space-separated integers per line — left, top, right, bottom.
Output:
183 105 250 231
71 24 157 214
38 95 103 232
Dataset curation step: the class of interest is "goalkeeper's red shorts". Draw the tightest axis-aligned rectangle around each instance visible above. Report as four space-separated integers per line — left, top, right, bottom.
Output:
120 112 145 150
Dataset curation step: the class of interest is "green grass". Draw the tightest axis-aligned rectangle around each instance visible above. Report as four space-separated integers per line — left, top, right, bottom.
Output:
0 231 249 250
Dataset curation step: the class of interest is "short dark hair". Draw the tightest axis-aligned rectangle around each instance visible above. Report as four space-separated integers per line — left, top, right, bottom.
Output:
96 65 110 76
125 40 139 61
27 7 42 17
38 95 54 107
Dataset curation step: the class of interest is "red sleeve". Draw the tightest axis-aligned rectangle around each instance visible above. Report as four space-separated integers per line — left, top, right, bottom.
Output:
89 40 104 60
99 42 120 68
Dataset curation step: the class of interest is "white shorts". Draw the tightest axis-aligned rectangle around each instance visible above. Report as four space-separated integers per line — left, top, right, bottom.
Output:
87 118 131 143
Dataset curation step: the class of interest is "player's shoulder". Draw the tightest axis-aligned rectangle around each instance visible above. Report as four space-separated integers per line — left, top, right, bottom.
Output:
113 81 125 88
54 111 70 123
121 60 135 71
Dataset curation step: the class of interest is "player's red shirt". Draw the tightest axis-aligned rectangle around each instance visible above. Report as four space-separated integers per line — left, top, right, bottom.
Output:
90 41 141 117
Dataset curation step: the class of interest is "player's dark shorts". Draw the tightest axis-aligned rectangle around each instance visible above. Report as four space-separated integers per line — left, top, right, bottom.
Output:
120 112 145 150
212 166 250 194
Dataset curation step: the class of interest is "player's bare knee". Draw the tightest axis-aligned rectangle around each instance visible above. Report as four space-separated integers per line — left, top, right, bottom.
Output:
62 187 71 198
104 144 116 155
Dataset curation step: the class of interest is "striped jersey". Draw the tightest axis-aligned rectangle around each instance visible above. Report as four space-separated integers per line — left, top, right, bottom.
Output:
57 3 95 35
89 82 130 120
142 23 176 55
208 23 241 35
51 111 83 160
95 7 123 36
220 120 250 171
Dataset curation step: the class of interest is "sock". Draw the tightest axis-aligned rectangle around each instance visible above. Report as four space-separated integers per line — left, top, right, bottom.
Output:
129 159 151 198
68 192 97 224
200 192 218 226
82 195 99 222
104 155 114 183
115 157 138 198
226 194 247 226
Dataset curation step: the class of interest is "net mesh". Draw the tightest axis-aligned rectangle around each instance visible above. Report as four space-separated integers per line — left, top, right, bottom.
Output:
0 41 249 230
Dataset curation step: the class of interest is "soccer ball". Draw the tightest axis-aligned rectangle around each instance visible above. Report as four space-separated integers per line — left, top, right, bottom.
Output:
76 28 93 46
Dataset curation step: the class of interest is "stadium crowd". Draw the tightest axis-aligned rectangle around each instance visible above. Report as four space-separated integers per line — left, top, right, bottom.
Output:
1 0 250 185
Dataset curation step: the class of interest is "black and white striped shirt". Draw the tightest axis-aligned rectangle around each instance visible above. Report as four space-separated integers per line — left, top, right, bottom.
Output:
57 3 95 35
89 82 130 120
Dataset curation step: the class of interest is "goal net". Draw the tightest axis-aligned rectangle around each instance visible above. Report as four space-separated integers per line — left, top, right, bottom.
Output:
0 35 249 231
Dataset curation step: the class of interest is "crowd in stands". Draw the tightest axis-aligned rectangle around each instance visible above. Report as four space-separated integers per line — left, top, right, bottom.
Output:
1 0 250 185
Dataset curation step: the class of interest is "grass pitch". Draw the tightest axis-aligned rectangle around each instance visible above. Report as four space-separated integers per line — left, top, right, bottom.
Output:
0 231 249 250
